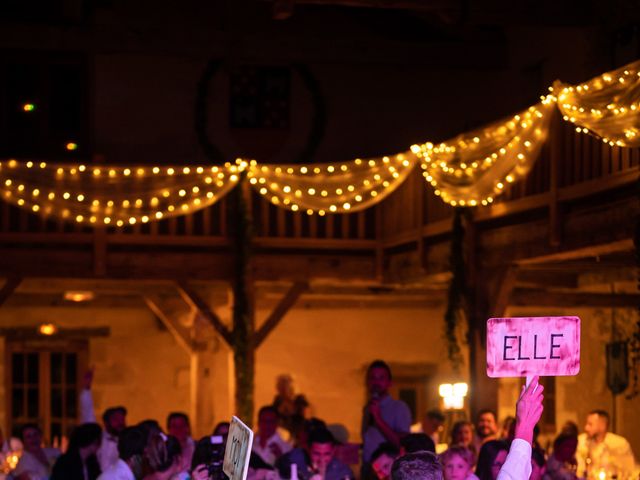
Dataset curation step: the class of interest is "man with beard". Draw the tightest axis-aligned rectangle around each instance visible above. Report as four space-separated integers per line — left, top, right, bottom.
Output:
80 369 128 471
473 410 498 454
576 410 636 480
361 360 411 480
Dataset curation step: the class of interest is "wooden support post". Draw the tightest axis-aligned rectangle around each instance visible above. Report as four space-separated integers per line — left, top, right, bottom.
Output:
143 294 195 354
416 171 425 271
176 282 233 346
375 205 384 281
549 110 562 247
468 269 499 419
252 281 308 348
93 227 107 277
490 265 519 318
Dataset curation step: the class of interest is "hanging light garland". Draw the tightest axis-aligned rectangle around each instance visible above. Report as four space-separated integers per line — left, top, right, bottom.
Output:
245 152 417 215
0 159 246 226
411 97 556 206
554 59 640 148
1 60 639 225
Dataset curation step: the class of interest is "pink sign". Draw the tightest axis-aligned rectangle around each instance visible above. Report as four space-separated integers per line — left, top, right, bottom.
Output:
486 316 580 378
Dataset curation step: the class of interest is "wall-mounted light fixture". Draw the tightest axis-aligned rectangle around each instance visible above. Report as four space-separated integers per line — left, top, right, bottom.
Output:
438 382 468 410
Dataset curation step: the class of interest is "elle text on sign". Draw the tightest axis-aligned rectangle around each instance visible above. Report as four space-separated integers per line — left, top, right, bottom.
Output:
486 316 580 378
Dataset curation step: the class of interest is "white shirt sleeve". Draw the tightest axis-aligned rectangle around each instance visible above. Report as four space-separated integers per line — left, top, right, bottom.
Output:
497 439 532 480
79 388 98 423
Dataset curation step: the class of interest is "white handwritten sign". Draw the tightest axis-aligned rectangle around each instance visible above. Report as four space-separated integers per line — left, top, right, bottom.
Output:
223 416 254 480
486 316 581 378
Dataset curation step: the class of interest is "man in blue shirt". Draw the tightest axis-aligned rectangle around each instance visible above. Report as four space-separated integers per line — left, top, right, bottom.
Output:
361 360 412 479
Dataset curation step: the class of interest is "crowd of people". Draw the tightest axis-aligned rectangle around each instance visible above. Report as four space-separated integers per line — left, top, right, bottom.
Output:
1 361 637 480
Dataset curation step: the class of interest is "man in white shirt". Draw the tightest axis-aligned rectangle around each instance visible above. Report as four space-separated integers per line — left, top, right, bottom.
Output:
576 410 637 479
391 377 545 480
97 426 146 480
79 369 128 472
252 406 292 466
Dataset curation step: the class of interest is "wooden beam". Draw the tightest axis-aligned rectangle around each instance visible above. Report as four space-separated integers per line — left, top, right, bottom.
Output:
176 282 233 346
0 277 21 308
0 326 109 339
515 239 633 266
490 265 519 318
516 269 579 288
253 281 308 348
511 288 640 308
143 294 195 354
93 227 107 277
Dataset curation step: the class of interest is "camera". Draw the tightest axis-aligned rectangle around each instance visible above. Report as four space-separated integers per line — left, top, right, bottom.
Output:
206 435 227 480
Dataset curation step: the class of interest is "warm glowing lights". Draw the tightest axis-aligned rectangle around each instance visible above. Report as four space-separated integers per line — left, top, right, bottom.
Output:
64 291 94 302
245 152 417 214
23 103 36 112
439 382 468 410
0 160 244 226
38 323 58 336
0 61 637 223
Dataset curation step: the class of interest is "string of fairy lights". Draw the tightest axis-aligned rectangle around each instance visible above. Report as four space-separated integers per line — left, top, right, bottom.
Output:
0 159 245 226
0 59 638 226
411 97 556 207
554 60 640 148
245 152 417 215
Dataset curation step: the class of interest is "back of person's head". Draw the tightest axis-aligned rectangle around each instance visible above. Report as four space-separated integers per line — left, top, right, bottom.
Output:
367 360 392 380
392 451 443 480
68 423 103 452
213 422 230 436
137 419 162 444
258 405 278 419
401 433 435 454
560 421 579 437
146 432 182 473
475 440 509 480
118 426 146 461
372 442 400 463
308 427 335 446
553 432 577 451
167 412 190 429
439 446 475 467
426 410 445 423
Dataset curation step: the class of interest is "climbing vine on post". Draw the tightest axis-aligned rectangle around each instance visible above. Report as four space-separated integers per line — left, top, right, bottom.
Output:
444 207 468 372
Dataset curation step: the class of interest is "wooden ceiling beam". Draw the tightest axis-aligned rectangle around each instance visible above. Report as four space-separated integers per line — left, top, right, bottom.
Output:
511 288 640 308
253 281 308 348
0 277 21 308
143 294 198 354
176 282 233 346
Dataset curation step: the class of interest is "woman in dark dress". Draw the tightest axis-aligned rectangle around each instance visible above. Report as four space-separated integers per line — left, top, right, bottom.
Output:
51 423 102 480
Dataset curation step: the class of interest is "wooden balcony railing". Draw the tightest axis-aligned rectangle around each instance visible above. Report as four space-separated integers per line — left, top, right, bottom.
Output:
0 115 637 255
